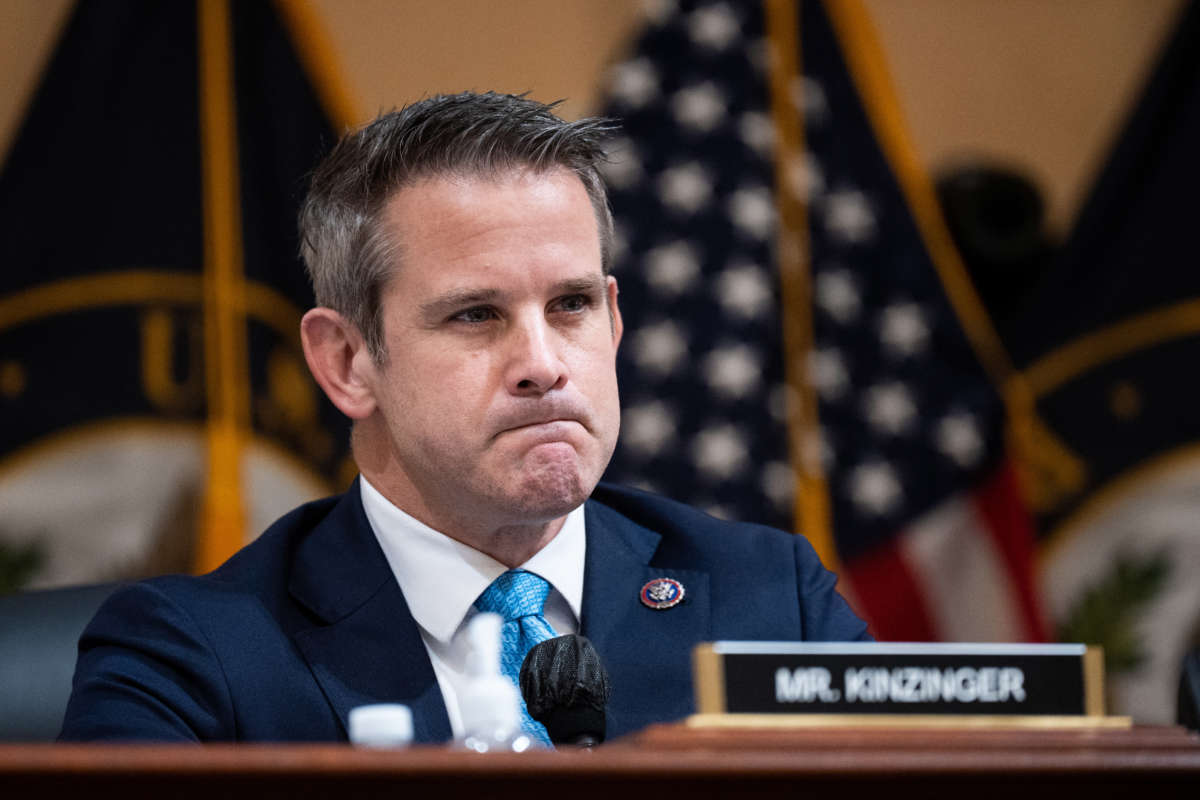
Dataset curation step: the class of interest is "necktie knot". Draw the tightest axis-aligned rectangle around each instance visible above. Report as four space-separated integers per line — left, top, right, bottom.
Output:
474 569 550 623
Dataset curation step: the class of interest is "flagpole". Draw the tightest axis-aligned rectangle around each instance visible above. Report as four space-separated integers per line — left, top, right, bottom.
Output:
274 0 361 130
197 0 250 573
764 0 838 570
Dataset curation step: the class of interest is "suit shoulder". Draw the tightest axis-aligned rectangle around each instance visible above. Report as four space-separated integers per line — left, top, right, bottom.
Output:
588 482 801 553
77 490 349 681
104 491 347 618
588 483 868 641
203 492 343 583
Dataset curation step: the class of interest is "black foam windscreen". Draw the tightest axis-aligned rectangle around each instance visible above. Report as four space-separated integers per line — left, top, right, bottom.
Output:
519 634 611 746
1179 649 1200 732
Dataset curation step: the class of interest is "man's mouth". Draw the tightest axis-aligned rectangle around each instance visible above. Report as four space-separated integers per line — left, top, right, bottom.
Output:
500 418 582 436
494 405 589 439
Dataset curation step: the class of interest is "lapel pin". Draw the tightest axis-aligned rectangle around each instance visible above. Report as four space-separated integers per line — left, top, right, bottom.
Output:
640 577 685 610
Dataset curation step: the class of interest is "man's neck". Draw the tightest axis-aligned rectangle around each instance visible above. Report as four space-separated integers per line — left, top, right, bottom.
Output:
460 518 569 568
358 470 569 568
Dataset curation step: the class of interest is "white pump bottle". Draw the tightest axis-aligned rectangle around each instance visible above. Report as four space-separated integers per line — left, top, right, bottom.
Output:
457 612 538 752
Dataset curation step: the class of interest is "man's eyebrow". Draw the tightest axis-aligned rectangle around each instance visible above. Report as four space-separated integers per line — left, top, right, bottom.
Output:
419 288 501 319
553 275 607 295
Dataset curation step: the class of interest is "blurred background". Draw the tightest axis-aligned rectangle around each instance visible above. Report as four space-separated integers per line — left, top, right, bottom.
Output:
0 0 1196 723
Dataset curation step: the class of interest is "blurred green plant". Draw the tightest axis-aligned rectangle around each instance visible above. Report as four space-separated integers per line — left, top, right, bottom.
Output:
0 537 46 594
1057 549 1170 674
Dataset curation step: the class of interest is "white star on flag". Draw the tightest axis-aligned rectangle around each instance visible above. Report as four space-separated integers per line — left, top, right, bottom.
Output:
935 412 985 468
863 381 918 435
645 240 701 295
703 343 762 398
687 2 741 51
609 222 630 264
632 320 689 376
880 302 930 357
808 347 850 401
728 185 775 239
672 82 727 132
769 383 797 423
657 162 714 213
815 268 861 323
716 262 773 319
848 461 903 516
738 111 774 156
761 460 795 508
600 137 643 190
793 75 829 125
692 423 750 480
640 0 678 26
787 151 825 202
623 400 677 457
608 57 659 108
824 188 876 243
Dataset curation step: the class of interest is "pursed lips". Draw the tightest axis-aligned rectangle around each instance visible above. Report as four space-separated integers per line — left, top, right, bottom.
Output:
494 415 586 440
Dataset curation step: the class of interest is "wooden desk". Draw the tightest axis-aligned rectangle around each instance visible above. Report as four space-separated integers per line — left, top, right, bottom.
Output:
2 725 1197 798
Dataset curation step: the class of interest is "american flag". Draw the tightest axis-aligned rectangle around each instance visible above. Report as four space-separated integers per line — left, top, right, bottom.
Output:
598 0 1046 643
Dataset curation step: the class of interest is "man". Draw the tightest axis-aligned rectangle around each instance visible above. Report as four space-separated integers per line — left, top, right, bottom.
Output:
61 92 868 743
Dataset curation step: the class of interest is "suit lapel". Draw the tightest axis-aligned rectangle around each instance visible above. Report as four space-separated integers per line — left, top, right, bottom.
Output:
581 500 710 737
288 481 452 743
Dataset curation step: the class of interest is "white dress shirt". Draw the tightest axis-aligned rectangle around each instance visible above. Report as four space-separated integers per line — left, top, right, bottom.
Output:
358 476 585 737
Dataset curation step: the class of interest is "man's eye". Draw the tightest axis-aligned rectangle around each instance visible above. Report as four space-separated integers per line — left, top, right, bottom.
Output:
556 294 592 313
452 306 495 324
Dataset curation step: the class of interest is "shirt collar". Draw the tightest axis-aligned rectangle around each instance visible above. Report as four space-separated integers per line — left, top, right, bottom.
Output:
358 476 586 643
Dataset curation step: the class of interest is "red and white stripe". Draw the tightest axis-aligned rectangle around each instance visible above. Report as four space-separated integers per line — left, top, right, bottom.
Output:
843 461 1048 643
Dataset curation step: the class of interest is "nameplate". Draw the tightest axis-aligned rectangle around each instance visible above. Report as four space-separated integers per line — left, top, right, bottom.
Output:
693 642 1106 716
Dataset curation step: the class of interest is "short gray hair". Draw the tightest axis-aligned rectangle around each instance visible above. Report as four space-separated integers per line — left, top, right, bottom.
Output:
299 92 617 361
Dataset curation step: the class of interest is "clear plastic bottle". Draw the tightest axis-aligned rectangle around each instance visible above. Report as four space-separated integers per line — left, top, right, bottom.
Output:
457 612 540 753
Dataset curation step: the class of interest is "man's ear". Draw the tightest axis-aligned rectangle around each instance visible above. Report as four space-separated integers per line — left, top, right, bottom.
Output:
300 307 378 420
606 275 624 348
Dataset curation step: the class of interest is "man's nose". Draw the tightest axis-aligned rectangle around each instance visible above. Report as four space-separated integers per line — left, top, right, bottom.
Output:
505 315 567 396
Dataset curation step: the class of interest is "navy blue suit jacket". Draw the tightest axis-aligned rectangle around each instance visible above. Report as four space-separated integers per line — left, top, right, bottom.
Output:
60 482 868 742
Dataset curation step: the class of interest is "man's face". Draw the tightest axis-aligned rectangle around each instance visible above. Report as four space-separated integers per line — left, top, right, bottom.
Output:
360 167 622 532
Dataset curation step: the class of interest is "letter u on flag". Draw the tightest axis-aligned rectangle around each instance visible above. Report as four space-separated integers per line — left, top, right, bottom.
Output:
0 0 358 587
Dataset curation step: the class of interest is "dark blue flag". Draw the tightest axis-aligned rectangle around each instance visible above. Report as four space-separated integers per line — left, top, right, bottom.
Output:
1013 0 1200 723
0 0 352 587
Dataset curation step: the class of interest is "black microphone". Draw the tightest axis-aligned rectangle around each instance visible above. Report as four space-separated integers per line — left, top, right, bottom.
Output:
519 634 611 747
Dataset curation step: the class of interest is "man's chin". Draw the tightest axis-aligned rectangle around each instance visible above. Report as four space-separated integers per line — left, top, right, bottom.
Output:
503 454 596 520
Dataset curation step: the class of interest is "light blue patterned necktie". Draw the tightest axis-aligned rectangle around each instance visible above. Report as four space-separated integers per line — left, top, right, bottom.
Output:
473 569 558 745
